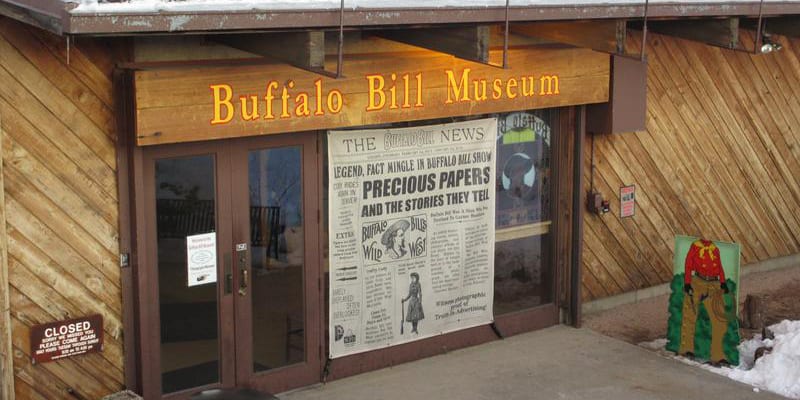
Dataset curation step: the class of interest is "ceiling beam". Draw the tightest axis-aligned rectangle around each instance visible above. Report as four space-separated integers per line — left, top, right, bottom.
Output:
511 20 627 54
647 18 739 49
375 26 490 64
213 31 326 72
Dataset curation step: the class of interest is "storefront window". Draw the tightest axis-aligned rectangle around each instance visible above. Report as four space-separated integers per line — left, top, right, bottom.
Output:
323 109 558 319
493 110 555 314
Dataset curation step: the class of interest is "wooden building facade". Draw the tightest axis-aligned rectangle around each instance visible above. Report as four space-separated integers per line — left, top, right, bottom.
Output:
0 1 797 399
0 18 126 400
582 31 800 301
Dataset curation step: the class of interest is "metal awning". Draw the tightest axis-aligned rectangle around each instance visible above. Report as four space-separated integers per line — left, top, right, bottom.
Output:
1 0 799 35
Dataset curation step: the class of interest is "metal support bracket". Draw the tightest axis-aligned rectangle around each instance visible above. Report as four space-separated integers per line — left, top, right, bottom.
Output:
502 0 510 69
336 0 345 78
640 0 649 61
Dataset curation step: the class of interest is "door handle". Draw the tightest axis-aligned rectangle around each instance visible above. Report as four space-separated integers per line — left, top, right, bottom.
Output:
236 243 248 296
239 269 249 296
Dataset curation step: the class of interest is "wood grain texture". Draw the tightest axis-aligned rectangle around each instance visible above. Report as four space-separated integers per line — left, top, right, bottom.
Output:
512 20 625 54
134 46 610 145
0 113 14 400
582 30 800 301
0 17 124 399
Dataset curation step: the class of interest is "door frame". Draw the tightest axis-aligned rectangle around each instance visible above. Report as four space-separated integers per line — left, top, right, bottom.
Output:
131 132 322 399
229 132 323 394
139 140 237 399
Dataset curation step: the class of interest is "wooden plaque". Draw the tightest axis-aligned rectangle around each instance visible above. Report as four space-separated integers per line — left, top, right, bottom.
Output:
30 314 103 364
134 47 610 146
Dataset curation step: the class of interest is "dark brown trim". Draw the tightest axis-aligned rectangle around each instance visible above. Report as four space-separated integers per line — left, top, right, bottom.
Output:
494 304 560 337
3 0 63 16
0 0 62 34
59 3 800 35
553 107 571 316
131 133 154 398
570 106 586 328
113 68 140 393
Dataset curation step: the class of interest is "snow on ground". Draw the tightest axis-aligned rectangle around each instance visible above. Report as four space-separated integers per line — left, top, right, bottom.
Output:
640 320 800 399
66 0 792 14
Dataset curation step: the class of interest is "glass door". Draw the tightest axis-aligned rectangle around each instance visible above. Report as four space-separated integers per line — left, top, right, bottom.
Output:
142 132 321 398
230 132 321 394
143 142 237 398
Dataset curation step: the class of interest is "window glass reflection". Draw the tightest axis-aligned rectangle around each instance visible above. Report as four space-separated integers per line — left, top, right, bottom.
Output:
248 147 305 372
155 155 220 393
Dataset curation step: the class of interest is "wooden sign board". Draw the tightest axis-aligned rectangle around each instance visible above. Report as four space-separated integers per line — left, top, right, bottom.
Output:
30 314 103 364
134 47 610 146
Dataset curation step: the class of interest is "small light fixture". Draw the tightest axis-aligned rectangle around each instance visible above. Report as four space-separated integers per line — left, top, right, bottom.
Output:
760 34 783 54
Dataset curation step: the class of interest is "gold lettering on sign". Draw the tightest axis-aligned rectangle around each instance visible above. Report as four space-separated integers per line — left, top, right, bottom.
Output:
443 68 558 105
209 78 344 125
366 73 424 112
265 81 278 119
208 70 560 126
445 69 470 103
210 84 234 125
539 75 560 95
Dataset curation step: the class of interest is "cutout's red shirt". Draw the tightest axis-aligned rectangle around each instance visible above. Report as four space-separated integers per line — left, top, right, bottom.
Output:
684 239 726 284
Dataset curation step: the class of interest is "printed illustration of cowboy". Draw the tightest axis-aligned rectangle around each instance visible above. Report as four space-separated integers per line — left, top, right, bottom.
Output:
679 238 731 364
382 219 410 260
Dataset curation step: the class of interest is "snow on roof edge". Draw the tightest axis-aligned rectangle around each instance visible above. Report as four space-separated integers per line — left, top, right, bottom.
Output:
65 0 797 15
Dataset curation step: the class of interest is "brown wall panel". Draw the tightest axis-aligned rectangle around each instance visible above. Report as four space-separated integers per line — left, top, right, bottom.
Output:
0 16 124 398
582 30 800 301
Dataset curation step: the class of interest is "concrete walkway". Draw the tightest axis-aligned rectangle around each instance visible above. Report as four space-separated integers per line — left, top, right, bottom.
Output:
280 326 784 400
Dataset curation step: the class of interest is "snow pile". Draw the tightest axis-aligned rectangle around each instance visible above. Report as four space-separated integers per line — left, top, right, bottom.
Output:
726 320 800 399
639 338 668 351
640 320 800 399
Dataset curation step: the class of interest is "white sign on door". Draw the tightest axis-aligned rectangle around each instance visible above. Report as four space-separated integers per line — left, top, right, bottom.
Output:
186 232 217 287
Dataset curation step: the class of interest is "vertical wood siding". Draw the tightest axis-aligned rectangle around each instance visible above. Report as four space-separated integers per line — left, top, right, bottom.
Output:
582 31 800 301
0 17 124 398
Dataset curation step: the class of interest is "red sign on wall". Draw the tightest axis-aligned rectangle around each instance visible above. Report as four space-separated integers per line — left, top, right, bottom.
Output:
30 315 103 364
620 185 636 218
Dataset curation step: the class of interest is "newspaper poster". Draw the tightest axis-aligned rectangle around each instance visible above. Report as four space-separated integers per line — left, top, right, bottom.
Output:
328 118 497 358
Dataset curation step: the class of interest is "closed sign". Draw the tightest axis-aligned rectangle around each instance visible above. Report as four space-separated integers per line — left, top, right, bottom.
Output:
30 315 103 364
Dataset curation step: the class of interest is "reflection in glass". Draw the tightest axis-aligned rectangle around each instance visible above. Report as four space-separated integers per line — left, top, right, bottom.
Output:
493 111 555 314
248 147 305 372
494 235 552 314
155 155 219 393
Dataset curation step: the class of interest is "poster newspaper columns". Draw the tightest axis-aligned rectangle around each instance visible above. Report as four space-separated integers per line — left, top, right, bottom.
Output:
328 118 497 358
